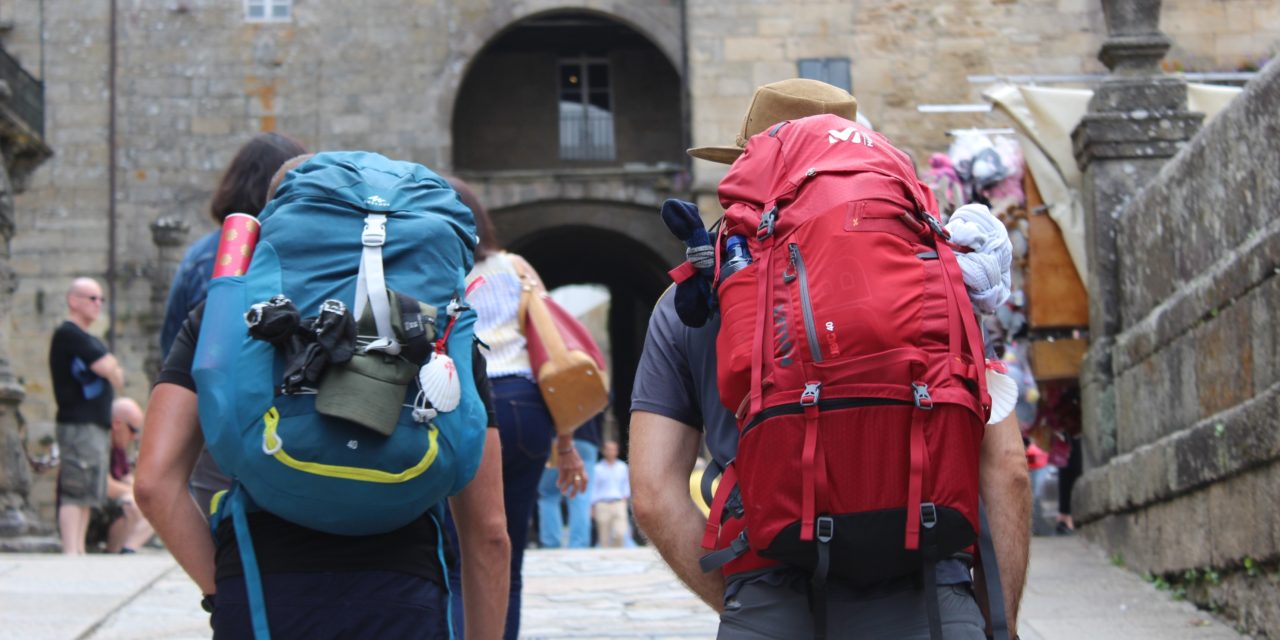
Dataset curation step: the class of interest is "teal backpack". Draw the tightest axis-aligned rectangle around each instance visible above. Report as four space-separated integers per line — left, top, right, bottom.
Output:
192 152 486 638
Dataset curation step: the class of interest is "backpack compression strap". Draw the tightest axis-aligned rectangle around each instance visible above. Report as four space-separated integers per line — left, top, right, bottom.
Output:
978 501 1011 640
354 213 400 355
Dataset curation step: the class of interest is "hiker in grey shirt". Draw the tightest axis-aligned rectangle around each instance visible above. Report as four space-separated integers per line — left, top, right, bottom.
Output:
629 79 1031 640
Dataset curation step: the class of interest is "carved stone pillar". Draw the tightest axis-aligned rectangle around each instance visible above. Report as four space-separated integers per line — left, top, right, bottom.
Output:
1071 0 1202 467
0 43 56 551
144 217 191 382
0 155 56 552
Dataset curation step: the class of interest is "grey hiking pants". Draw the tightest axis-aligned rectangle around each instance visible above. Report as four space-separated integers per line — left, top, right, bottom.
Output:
718 571 987 640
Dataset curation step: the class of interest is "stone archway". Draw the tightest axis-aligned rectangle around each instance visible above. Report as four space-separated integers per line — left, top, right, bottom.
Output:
449 3 690 453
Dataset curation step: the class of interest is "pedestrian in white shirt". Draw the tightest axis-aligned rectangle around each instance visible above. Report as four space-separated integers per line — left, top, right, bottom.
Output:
591 441 630 547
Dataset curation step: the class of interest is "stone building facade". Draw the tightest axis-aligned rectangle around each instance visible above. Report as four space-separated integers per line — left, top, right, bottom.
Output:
0 0 1273 524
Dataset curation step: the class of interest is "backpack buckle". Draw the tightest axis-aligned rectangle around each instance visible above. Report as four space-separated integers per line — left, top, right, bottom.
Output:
362 214 387 247
921 211 949 240
911 382 933 410
920 503 938 529
800 382 821 406
815 516 835 543
757 206 777 240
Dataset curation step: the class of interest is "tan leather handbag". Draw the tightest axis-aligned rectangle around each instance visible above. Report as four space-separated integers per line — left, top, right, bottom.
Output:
515 259 610 434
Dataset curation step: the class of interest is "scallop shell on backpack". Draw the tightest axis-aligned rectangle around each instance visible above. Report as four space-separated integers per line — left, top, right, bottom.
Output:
986 368 1018 425
418 352 461 413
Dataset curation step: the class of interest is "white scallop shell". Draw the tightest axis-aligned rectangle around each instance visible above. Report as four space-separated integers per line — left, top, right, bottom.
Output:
418 352 461 413
986 368 1018 425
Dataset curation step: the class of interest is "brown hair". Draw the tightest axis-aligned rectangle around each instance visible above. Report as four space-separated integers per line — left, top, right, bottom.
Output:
209 132 307 224
266 154 316 202
446 176 499 259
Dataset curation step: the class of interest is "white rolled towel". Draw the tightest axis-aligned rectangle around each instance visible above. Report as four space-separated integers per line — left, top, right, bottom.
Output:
945 203 1012 314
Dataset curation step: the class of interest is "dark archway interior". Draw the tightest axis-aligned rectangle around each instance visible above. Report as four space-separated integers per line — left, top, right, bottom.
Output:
452 10 683 172
508 225 672 455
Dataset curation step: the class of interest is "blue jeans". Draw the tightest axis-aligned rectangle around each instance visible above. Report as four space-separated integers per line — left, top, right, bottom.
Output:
447 375 555 640
537 439 599 548
212 571 449 639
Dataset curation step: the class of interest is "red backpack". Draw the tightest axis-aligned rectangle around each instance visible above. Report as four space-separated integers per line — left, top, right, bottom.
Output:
701 114 992 604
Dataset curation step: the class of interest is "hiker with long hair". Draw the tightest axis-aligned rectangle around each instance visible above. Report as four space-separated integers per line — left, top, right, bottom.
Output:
446 176 588 640
156 133 307 517
159 132 308 359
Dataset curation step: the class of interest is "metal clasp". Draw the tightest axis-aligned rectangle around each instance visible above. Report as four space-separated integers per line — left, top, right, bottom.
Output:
921 211 949 240
815 516 835 543
800 382 821 407
920 503 938 529
911 382 933 410
757 206 778 240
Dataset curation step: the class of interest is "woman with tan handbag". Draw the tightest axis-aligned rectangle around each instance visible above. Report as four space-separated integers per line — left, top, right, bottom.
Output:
444 177 587 640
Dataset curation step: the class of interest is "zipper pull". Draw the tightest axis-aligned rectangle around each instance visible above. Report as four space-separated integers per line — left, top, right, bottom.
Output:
783 244 799 283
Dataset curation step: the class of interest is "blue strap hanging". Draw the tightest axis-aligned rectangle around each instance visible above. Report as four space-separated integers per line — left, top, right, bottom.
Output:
213 483 272 640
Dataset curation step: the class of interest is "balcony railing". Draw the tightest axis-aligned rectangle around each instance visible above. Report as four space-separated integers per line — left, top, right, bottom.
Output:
0 46 44 137
560 106 616 162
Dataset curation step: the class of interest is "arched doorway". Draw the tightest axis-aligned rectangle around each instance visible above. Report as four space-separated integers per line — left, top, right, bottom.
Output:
495 203 678 453
453 9 688 453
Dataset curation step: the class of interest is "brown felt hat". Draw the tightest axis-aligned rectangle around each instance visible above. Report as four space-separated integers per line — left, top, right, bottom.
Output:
688 79 859 165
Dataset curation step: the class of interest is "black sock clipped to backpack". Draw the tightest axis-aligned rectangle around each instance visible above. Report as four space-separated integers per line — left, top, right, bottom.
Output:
660 198 716 327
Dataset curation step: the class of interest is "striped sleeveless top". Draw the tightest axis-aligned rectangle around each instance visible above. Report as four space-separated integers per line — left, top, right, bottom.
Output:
466 252 533 380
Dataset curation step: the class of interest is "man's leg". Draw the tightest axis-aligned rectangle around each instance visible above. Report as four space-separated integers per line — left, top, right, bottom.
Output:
612 502 630 548
120 501 156 552
58 505 88 555
601 501 626 547
591 504 607 547
566 440 598 548
536 467 564 548
56 422 108 555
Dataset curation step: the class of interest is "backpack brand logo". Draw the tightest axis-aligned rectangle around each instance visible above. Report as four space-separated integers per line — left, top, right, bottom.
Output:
365 195 390 208
828 127 874 148
772 304 795 367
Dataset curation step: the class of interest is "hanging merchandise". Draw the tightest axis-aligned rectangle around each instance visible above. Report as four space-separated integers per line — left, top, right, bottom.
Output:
949 132 1010 195
983 136 1026 218
922 153 966 219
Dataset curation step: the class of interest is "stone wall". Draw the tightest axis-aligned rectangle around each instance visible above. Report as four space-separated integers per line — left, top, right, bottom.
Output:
0 0 1274 523
685 0 1280 206
1075 59 1280 637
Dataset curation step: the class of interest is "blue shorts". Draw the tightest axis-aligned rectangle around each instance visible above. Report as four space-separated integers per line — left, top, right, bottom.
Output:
211 571 450 640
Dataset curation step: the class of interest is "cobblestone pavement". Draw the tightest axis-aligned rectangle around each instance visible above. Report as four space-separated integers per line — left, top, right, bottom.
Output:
0 538 1246 639
519 548 717 639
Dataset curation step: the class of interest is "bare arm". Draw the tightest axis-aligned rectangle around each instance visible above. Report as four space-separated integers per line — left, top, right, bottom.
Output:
975 412 1031 637
629 410 725 612
134 383 217 595
89 353 125 391
448 429 511 640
